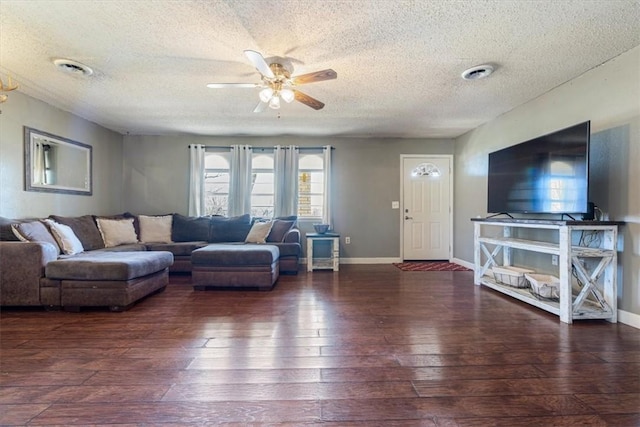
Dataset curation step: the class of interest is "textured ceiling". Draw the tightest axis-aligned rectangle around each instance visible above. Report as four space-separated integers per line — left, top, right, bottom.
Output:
1 0 639 138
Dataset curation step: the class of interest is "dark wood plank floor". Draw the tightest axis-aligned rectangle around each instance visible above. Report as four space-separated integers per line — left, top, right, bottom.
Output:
1 265 639 426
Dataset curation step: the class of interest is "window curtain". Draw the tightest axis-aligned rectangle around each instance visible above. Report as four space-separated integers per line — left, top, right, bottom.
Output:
274 145 299 217
188 144 206 216
32 142 46 185
323 145 333 227
228 145 253 216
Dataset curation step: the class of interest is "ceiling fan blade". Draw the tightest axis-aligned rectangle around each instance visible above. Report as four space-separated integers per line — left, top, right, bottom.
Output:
292 69 337 85
244 50 275 79
294 90 325 110
206 83 259 89
253 101 267 113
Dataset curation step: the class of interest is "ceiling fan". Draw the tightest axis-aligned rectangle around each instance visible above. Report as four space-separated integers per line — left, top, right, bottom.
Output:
207 50 337 112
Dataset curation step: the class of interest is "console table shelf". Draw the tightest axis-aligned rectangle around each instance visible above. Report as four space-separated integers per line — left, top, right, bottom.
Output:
472 218 621 324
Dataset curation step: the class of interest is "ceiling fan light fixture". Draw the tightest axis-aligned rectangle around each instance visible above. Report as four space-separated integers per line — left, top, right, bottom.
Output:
259 87 274 103
268 96 281 109
280 88 294 103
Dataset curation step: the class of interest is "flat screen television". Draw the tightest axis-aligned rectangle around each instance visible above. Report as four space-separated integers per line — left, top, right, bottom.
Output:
487 121 590 215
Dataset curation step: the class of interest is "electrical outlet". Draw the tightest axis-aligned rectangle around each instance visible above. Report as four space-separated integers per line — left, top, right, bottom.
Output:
551 255 558 266
345 236 351 244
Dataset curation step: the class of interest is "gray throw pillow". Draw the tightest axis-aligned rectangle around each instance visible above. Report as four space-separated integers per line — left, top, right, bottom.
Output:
11 220 61 255
266 219 295 242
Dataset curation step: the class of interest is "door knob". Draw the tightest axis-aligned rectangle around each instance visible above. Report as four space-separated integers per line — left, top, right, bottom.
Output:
405 216 413 220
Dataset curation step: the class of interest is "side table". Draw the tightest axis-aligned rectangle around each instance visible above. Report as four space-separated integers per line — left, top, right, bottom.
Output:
306 233 340 272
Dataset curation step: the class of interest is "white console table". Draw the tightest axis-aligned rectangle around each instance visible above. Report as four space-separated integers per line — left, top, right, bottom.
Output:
472 218 621 324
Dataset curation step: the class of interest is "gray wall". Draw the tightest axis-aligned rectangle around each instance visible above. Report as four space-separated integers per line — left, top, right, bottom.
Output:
454 46 640 316
0 92 124 218
122 135 454 259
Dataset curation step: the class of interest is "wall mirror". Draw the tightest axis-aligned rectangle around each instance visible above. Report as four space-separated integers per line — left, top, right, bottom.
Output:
24 127 92 195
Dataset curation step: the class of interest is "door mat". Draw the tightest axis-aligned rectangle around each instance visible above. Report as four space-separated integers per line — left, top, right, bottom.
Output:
393 261 472 272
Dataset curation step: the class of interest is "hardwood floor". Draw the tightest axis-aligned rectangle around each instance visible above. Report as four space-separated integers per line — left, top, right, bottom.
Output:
1 264 638 426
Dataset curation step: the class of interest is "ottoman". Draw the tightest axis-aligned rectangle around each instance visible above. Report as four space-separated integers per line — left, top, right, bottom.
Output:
191 244 280 291
45 251 174 311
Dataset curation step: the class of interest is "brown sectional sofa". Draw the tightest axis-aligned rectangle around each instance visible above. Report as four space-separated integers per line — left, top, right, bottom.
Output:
0 213 301 310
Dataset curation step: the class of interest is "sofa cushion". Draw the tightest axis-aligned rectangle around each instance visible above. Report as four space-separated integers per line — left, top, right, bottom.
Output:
46 251 174 281
146 241 208 257
96 218 138 247
0 217 26 241
11 221 61 255
269 242 301 258
49 215 105 250
209 214 251 243
172 214 210 242
91 243 148 253
138 214 173 243
245 220 273 244
192 244 279 266
43 219 84 255
266 219 295 243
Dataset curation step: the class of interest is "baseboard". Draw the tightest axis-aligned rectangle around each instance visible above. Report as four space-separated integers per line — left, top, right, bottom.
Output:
618 309 640 329
300 257 402 265
451 257 474 270
340 257 402 264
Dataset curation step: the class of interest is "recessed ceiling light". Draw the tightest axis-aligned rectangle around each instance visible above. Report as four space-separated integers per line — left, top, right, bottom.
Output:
461 64 495 80
53 58 94 76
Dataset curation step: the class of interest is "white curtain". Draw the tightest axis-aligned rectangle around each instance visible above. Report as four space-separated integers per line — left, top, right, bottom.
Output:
188 144 206 216
32 141 46 185
228 145 253 216
274 145 299 217
322 145 332 227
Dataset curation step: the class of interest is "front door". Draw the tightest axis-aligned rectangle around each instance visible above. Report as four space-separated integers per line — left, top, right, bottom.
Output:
402 156 452 260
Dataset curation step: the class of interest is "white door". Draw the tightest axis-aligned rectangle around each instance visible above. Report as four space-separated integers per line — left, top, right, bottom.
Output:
402 156 452 260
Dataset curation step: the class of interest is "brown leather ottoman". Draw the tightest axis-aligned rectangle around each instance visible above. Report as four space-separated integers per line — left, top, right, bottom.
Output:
191 244 280 291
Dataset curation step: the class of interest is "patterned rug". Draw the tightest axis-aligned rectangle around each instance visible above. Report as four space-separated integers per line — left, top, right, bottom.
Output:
393 261 472 272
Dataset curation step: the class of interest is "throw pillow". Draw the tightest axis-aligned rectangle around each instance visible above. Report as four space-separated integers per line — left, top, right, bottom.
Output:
138 214 173 243
11 220 61 255
49 215 104 250
96 217 138 247
172 214 210 242
43 219 84 255
209 214 252 242
266 219 295 242
245 220 273 244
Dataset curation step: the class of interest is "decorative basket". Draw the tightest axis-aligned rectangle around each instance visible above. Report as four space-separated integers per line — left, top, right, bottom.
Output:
525 273 560 301
491 266 535 288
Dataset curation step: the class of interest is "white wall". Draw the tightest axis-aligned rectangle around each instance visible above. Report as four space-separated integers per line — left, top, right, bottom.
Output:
454 45 640 317
0 92 124 218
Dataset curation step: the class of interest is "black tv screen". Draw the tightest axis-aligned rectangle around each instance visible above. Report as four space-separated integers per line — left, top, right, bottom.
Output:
487 121 590 215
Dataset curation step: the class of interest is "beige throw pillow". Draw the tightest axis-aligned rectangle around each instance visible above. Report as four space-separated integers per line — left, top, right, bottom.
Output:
43 219 84 255
96 217 138 247
138 215 173 243
245 220 273 244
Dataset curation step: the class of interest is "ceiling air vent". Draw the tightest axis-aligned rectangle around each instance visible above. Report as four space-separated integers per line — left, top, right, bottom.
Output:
461 64 494 80
53 58 94 76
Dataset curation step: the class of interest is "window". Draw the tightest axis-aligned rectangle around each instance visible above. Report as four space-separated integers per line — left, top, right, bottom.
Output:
204 152 230 215
203 149 325 218
250 153 274 218
298 153 324 219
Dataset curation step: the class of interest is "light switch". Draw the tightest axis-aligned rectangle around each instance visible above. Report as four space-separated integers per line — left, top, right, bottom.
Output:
392 201 400 209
